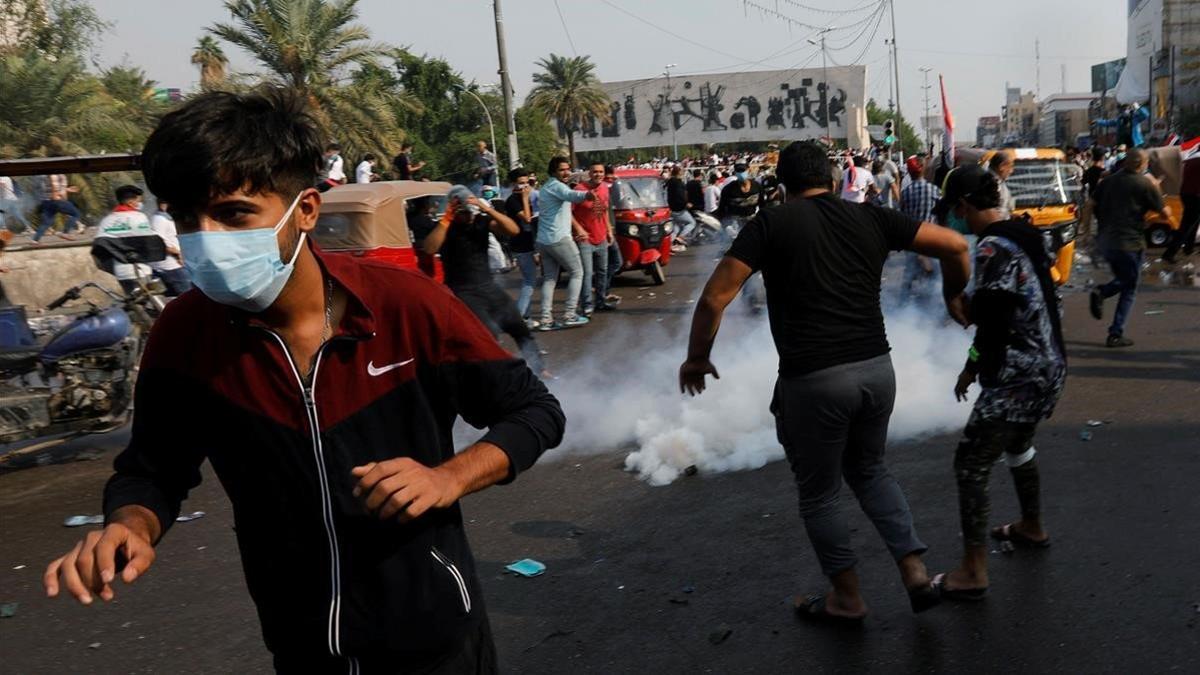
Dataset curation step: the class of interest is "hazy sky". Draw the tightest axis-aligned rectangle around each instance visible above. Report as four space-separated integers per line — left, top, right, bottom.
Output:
89 0 1128 138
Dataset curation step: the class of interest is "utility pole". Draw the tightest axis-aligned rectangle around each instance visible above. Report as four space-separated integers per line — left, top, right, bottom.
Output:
493 0 519 169
807 27 835 147
1035 37 1041 101
920 67 933 154
664 63 677 159
888 0 904 161
885 38 895 115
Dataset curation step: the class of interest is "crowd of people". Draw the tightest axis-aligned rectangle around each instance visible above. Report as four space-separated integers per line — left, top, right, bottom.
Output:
24 81 1199 672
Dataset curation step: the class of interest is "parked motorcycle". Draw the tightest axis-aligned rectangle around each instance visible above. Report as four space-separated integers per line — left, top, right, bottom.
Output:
0 271 164 470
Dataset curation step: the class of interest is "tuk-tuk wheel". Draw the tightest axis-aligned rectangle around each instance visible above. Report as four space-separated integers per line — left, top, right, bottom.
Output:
1145 225 1171 249
648 260 666 286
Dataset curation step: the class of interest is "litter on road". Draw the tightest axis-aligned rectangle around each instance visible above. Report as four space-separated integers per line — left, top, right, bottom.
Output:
505 559 546 577
1 602 18 618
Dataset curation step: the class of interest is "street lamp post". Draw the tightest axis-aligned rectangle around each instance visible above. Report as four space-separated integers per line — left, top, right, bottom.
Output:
458 85 497 173
663 63 677 160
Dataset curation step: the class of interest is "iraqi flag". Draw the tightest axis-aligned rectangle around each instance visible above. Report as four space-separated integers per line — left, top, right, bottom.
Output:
1180 136 1200 162
940 75 955 166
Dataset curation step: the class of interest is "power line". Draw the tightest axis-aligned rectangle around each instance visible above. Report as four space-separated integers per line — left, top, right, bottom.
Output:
824 3 887 51
774 0 881 14
553 0 578 56
599 0 761 65
826 5 886 66
741 0 885 33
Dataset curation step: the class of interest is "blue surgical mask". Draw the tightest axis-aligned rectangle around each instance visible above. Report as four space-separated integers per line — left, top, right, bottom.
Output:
736 171 749 181
179 192 306 313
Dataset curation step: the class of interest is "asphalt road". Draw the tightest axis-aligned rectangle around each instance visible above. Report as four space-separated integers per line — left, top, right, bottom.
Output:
1 245 1198 673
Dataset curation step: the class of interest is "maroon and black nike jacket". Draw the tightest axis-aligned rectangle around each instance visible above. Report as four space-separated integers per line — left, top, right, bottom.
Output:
102 244 565 664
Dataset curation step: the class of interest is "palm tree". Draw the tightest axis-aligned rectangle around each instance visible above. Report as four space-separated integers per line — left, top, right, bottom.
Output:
0 51 145 218
527 54 612 166
207 0 404 162
191 36 229 90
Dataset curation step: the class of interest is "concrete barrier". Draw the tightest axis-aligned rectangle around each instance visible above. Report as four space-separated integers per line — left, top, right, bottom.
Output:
2 241 122 309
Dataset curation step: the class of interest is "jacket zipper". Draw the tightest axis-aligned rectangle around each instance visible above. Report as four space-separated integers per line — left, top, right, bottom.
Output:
263 331 345 657
430 547 472 614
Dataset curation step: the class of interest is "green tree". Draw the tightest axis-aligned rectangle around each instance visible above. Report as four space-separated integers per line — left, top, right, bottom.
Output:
101 65 169 132
208 0 404 164
527 54 612 167
191 36 229 90
0 0 109 60
0 52 144 218
866 99 921 155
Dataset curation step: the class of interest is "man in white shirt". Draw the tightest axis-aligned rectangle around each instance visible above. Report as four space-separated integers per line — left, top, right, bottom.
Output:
148 201 192 297
355 154 378 184
703 173 722 214
841 156 874 203
92 185 159 294
0 176 28 231
317 143 345 192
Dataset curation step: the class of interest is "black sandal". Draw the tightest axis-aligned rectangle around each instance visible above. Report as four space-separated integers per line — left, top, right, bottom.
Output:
907 582 942 614
931 573 988 602
991 523 1051 548
793 595 866 627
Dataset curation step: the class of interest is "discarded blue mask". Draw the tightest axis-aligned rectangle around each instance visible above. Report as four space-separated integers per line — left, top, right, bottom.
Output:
505 559 546 577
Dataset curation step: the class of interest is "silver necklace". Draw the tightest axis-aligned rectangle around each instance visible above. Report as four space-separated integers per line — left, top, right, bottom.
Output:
322 277 334 343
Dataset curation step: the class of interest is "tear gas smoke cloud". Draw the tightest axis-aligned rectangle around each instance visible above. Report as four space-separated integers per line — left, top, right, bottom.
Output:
539 302 972 486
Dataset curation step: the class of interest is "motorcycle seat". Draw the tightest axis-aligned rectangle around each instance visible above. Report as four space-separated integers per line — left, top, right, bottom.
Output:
0 348 42 373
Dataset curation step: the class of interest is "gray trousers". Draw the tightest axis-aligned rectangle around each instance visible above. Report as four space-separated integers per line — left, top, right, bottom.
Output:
772 354 927 576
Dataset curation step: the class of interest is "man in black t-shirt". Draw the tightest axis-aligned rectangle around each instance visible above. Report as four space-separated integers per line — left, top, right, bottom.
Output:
424 185 544 374
504 168 540 322
392 142 424 180
686 169 705 213
680 141 971 625
667 166 695 249
715 162 766 309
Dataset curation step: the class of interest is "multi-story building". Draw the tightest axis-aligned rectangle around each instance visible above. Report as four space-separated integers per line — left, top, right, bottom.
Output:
976 116 1002 147
1002 88 1041 146
1038 93 1100 148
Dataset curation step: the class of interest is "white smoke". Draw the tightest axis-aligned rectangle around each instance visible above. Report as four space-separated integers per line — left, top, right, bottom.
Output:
541 299 973 486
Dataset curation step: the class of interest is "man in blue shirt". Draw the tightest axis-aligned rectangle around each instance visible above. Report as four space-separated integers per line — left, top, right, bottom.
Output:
536 157 593 329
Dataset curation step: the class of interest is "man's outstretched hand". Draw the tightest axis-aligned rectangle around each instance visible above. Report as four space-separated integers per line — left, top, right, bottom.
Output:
679 358 720 396
44 521 157 605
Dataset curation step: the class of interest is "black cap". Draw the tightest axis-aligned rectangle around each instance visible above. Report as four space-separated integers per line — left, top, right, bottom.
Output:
734 162 748 172
933 164 988 222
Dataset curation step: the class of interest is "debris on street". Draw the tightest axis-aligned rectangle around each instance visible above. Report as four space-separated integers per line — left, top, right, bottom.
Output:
505 559 546 577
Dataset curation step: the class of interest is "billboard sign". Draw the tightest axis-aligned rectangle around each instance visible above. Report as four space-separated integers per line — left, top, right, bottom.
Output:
566 65 867 152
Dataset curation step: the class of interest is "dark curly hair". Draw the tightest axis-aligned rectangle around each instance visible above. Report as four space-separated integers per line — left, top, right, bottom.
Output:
141 87 324 219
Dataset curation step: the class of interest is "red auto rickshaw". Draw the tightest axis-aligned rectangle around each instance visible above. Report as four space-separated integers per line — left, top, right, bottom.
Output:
312 181 451 282
611 169 675 285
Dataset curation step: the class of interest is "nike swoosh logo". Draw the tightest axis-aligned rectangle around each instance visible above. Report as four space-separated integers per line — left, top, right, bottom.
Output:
367 359 414 377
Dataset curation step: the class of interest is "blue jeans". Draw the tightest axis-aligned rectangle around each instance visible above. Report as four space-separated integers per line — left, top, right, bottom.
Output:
0 199 29 231
536 237 583 323
36 199 80 241
899 252 941 308
513 251 539 318
607 241 623 288
671 209 696 243
577 240 608 311
1098 249 1143 337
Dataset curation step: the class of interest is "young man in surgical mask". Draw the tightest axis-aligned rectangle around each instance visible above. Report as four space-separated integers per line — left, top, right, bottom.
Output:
42 89 565 673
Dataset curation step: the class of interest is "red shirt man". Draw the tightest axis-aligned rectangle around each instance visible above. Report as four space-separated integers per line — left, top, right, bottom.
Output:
572 175 611 246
